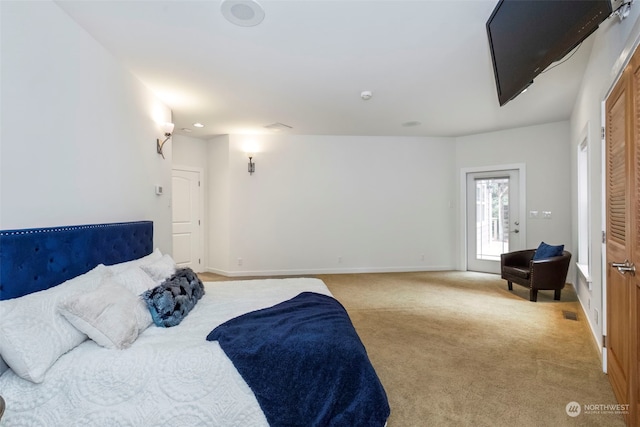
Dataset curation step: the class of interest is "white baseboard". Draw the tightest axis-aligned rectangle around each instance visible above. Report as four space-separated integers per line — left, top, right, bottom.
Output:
205 265 457 277
576 288 603 357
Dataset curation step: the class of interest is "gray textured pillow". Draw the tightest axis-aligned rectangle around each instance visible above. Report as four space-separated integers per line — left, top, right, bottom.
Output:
142 268 204 327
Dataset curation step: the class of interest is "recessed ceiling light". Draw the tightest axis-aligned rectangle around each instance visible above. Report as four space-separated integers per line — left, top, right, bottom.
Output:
181 128 192 133
193 123 205 128
221 0 265 27
361 91 373 100
402 121 422 127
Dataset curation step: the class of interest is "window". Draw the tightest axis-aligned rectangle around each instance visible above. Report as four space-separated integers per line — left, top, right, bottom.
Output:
577 128 591 284
475 177 510 261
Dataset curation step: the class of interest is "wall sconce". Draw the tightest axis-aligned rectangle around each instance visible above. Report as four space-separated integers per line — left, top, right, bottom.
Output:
156 122 175 159
248 154 255 175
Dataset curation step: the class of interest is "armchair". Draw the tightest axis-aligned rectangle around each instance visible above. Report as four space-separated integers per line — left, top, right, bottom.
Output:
500 249 571 302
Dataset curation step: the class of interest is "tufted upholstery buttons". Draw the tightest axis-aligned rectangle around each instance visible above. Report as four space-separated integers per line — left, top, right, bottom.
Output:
0 221 153 300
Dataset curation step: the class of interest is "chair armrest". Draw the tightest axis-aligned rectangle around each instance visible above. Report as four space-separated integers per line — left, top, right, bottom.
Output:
501 249 535 267
530 252 572 288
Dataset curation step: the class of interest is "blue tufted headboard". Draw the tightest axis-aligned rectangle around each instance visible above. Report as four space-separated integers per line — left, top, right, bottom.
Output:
0 221 153 300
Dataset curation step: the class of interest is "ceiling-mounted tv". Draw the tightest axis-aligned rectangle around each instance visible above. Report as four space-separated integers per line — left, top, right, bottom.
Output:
486 0 613 106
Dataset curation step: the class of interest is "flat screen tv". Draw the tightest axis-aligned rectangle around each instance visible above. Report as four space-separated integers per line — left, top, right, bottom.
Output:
486 0 613 106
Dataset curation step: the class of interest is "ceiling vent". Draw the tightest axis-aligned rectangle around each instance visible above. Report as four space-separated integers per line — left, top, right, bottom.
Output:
264 122 293 131
221 0 265 27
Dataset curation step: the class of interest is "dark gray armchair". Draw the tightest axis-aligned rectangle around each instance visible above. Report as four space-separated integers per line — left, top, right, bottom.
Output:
500 249 571 302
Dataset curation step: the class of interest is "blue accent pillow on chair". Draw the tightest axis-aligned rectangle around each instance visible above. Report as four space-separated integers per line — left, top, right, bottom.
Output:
533 242 564 260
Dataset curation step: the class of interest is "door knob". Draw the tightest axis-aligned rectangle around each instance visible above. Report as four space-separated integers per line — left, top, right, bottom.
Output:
612 260 636 275
510 229 520 234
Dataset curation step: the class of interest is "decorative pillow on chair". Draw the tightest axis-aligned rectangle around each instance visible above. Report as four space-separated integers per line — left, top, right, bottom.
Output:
142 268 205 327
533 242 564 260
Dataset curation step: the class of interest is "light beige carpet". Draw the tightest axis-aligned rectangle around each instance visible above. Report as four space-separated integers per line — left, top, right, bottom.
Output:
199 271 626 427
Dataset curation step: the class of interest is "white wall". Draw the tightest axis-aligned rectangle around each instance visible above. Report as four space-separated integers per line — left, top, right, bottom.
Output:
173 134 208 172
570 9 640 347
183 124 571 277
0 1 173 252
207 135 231 273
204 134 456 276
455 121 572 266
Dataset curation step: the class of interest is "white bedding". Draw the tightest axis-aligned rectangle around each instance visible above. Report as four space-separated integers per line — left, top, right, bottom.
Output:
0 278 333 426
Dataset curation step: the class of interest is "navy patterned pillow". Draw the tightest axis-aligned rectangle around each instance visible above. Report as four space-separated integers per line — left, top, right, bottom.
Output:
142 267 205 327
532 242 564 261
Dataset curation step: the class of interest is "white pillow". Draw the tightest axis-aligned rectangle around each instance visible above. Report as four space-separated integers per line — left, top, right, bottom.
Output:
105 248 162 274
0 265 108 383
141 254 177 285
112 266 157 295
59 277 152 350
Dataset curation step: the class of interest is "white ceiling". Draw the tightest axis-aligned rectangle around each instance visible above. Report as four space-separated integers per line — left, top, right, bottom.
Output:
56 0 597 139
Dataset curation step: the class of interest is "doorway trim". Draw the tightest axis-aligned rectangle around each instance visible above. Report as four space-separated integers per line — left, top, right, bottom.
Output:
459 163 527 271
596 11 640 377
172 164 206 272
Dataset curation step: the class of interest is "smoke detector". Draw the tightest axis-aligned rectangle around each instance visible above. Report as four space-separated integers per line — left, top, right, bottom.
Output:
221 0 265 27
361 91 373 100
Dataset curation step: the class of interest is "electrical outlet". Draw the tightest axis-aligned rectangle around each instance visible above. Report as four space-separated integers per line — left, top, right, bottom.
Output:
237 258 243 266
337 256 342 264
543 211 552 219
529 210 539 218
421 254 425 262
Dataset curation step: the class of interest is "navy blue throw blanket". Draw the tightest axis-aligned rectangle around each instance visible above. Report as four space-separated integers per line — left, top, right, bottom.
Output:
206 292 390 427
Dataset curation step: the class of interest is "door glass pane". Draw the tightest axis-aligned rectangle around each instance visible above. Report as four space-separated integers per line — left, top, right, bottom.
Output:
475 177 510 260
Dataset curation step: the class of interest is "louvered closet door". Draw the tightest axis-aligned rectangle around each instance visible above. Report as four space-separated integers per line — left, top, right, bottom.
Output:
630 52 640 427
605 48 639 426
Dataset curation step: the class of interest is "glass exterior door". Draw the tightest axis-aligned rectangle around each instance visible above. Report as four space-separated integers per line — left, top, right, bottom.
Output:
467 170 520 274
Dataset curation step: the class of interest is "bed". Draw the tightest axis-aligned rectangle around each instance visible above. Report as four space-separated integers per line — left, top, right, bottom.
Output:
0 221 390 426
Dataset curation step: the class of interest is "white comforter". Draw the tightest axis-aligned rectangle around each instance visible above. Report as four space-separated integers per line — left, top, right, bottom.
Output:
0 278 333 426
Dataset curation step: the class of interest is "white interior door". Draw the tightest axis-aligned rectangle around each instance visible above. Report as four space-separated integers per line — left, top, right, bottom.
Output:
466 169 522 274
172 168 202 272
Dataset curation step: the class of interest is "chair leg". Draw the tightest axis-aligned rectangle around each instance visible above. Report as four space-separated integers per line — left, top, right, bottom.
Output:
554 289 561 300
529 289 538 302
507 281 513 291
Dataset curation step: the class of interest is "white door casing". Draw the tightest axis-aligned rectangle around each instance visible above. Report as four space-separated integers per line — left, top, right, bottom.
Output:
460 164 526 273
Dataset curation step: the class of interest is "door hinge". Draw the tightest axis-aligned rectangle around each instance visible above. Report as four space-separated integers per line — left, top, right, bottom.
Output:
198 220 201 226
601 126 605 139
198 181 201 187
602 230 606 243
603 335 607 348
199 258 201 264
